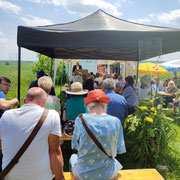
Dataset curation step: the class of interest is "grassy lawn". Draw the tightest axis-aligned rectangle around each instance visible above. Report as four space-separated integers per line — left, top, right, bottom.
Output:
0 61 179 179
0 61 62 106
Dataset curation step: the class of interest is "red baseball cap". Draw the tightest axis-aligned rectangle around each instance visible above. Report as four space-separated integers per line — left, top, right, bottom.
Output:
84 89 110 106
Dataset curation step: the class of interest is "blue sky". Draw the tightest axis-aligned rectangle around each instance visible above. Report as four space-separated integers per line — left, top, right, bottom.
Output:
0 0 180 61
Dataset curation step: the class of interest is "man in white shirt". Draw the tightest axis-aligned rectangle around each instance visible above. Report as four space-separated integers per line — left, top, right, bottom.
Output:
0 87 64 180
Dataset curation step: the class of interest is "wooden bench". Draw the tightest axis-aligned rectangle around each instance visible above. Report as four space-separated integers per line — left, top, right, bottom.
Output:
59 133 72 141
64 169 164 180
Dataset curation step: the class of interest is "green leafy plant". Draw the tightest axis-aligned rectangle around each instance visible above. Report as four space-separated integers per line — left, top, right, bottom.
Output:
32 54 67 85
123 97 177 166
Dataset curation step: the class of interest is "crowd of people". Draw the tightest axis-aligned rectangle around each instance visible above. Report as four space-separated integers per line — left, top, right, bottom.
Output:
0 67 179 179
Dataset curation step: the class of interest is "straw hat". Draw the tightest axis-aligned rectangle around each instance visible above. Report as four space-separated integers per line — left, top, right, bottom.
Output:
65 82 88 95
141 75 151 86
84 89 110 105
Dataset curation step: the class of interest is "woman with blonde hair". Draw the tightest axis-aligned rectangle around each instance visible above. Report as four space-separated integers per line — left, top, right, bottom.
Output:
38 76 61 115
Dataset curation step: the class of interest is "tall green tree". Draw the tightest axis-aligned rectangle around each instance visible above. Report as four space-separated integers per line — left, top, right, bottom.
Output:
32 54 67 84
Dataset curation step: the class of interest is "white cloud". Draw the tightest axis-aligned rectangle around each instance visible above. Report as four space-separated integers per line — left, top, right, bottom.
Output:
128 9 180 27
0 37 8 44
0 31 4 36
21 16 53 26
156 9 180 25
26 0 122 17
27 0 42 2
60 0 122 17
0 0 21 14
128 17 151 24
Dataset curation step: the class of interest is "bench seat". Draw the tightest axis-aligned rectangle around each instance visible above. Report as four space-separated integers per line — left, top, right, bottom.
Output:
59 133 72 141
64 169 164 180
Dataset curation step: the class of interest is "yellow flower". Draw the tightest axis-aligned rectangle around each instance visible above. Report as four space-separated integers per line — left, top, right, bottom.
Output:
140 106 148 110
151 107 157 115
146 117 153 123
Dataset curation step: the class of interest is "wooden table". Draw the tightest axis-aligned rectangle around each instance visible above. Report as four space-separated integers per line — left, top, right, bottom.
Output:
64 169 164 180
59 133 72 141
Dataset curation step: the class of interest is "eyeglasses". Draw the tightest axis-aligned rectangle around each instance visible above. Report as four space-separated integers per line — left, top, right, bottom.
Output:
0 83 11 87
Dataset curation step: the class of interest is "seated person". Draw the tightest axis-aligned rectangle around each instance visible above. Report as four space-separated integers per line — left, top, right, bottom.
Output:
29 70 56 95
173 76 180 89
62 82 88 122
163 79 169 91
38 76 61 115
83 73 94 91
69 89 126 180
164 80 179 108
139 75 153 100
122 76 139 115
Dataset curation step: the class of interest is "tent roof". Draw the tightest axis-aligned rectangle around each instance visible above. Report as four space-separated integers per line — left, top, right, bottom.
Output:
17 9 180 61
159 59 180 68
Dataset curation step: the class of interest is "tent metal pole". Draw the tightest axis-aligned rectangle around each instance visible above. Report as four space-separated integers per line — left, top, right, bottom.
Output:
60 60 64 95
136 61 139 84
18 47 21 107
51 58 53 78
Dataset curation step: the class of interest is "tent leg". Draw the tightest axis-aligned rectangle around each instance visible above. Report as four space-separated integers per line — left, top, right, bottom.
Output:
51 58 53 78
60 60 64 95
18 47 21 107
136 61 139 84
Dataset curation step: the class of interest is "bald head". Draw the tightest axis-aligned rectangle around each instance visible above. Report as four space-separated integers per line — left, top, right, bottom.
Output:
24 87 47 107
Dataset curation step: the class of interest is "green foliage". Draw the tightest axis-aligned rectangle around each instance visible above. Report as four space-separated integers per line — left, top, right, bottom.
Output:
122 98 177 167
32 54 53 75
5 61 10 65
0 61 36 106
32 54 68 85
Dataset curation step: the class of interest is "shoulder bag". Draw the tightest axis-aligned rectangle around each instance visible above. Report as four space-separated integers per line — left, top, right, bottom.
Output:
0 108 49 180
79 114 112 158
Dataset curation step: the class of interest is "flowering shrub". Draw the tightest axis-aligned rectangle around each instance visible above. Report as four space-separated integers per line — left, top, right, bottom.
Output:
123 97 176 166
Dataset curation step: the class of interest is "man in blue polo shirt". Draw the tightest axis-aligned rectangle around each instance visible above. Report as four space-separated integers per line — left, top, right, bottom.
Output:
0 77 19 118
102 78 128 125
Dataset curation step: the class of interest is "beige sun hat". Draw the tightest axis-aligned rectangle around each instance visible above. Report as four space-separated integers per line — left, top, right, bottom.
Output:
65 82 88 95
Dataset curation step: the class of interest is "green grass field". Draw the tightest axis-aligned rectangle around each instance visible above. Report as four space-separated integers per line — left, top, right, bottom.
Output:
0 61 62 106
0 61 180 179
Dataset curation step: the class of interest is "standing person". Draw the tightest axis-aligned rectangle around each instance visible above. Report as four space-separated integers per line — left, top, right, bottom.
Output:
72 61 82 73
69 89 126 180
122 76 139 115
102 78 128 125
0 87 64 180
29 70 56 95
0 77 19 118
